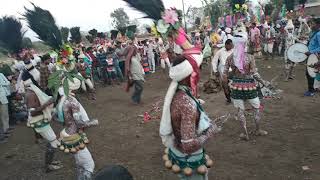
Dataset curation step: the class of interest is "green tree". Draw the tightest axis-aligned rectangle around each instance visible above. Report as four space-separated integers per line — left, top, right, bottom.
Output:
60 27 69 43
110 8 130 29
202 0 228 28
70 27 81 44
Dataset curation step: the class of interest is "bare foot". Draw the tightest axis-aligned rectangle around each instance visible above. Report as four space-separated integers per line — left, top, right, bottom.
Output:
46 164 63 173
255 130 268 136
239 133 249 141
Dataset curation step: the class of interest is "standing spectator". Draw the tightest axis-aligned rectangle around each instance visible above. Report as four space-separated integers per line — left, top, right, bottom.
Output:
106 52 117 85
147 40 155 73
194 32 203 49
249 22 262 56
96 46 109 84
78 54 96 99
86 47 100 82
0 72 11 143
125 41 145 104
115 42 126 77
110 48 124 82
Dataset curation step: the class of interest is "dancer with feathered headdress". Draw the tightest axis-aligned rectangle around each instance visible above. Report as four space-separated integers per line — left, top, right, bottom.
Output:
122 0 219 179
24 4 98 178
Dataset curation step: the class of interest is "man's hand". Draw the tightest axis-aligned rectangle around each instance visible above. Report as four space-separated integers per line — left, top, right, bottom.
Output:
222 75 228 84
305 51 311 56
214 72 220 78
126 70 131 78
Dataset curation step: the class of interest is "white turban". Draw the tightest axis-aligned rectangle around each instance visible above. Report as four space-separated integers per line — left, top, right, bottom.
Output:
225 27 232 34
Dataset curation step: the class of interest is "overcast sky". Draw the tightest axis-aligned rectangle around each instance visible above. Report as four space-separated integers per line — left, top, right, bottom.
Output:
1 0 203 40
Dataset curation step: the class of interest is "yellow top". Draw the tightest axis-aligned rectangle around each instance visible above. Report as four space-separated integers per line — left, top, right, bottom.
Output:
210 33 220 44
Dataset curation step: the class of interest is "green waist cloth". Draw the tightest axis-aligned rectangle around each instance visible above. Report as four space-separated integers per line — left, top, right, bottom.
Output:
168 148 206 169
60 133 88 148
230 78 258 100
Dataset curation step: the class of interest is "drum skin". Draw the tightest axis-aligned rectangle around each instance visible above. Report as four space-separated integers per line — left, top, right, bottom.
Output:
307 54 318 78
287 43 309 63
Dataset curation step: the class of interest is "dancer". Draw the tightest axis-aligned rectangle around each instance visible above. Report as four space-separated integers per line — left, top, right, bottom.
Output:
223 32 268 140
284 19 296 81
55 78 96 179
22 70 62 172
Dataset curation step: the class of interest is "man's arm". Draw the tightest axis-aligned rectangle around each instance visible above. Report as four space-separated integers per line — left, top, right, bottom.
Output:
222 55 232 83
37 97 54 112
125 46 135 77
25 91 42 116
117 47 129 57
310 33 320 54
63 98 82 131
211 49 221 74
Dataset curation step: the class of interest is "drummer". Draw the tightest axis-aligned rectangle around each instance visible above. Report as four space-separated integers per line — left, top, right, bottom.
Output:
304 18 320 97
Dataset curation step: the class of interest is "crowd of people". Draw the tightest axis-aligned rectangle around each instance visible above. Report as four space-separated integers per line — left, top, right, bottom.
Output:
0 1 320 179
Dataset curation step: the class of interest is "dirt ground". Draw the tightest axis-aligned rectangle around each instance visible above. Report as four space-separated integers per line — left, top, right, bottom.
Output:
0 56 320 180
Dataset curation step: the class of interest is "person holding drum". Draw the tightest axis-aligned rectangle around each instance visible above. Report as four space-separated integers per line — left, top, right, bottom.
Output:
304 18 320 97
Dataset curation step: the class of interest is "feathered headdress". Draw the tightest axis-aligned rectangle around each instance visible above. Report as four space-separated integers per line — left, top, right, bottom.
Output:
0 16 24 54
123 0 181 38
126 25 137 40
123 0 164 20
110 30 119 40
23 3 62 50
23 3 82 98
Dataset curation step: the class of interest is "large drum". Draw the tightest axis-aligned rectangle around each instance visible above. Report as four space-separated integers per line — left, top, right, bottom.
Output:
307 54 319 78
287 43 309 63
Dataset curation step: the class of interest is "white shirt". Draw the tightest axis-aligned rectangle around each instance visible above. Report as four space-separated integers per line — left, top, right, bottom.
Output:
0 73 10 104
212 48 233 74
217 33 234 48
147 43 155 55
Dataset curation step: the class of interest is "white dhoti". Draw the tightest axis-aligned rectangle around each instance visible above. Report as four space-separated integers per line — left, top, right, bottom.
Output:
314 79 320 89
81 78 94 91
161 58 171 69
232 97 260 110
264 43 274 54
74 147 95 173
34 122 60 148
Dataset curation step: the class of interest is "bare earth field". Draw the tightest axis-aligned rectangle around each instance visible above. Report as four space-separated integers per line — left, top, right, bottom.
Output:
0 56 319 180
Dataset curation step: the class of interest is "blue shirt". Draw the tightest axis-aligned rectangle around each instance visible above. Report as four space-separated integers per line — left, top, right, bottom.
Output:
308 31 320 54
96 52 107 67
